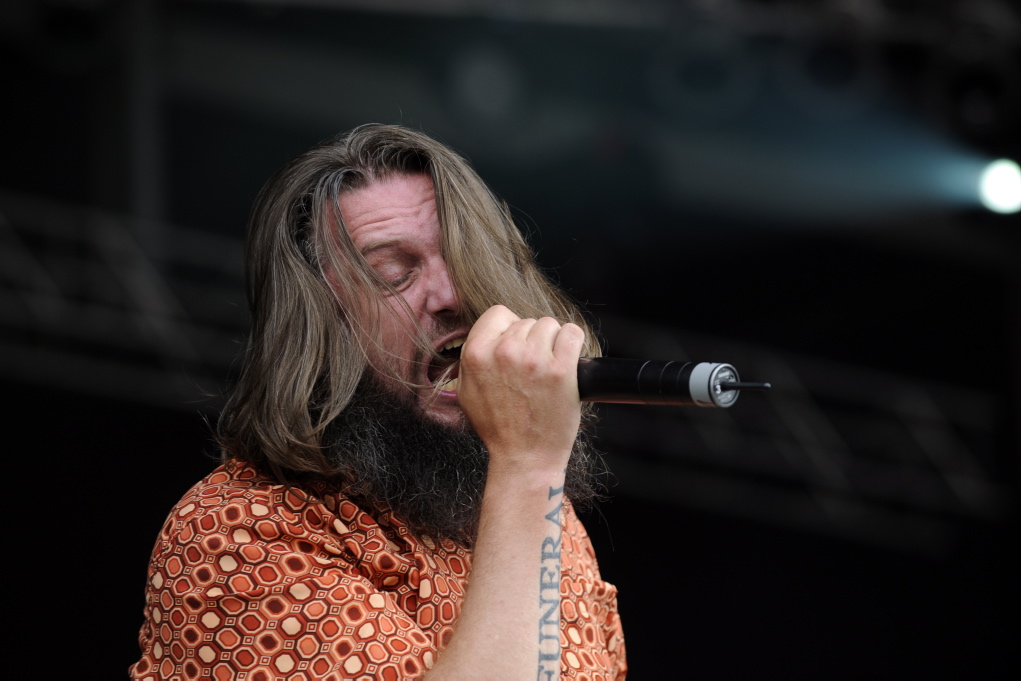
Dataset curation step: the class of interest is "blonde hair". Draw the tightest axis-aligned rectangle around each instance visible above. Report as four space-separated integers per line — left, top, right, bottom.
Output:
217 124 600 476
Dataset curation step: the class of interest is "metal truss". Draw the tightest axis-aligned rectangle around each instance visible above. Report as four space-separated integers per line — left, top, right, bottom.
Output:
592 315 1007 554
0 191 246 410
0 192 1007 553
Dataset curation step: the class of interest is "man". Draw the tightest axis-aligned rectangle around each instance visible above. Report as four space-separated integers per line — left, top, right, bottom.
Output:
130 124 626 680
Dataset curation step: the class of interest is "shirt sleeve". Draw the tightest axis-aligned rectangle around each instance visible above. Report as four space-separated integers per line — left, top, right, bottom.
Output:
129 476 442 681
560 501 628 681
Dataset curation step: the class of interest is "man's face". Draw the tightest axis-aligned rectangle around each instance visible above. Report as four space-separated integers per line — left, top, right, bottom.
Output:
336 173 469 428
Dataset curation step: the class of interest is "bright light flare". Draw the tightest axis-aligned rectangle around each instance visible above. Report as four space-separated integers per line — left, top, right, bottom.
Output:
979 159 1021 214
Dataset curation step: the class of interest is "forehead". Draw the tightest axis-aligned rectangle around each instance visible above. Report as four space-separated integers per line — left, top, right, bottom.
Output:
337 173 439 250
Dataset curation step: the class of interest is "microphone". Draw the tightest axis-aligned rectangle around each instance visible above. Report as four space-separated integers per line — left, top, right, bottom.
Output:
577 358 771 408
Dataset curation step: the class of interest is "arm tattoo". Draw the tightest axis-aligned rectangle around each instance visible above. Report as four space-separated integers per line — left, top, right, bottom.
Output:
537 484 563 680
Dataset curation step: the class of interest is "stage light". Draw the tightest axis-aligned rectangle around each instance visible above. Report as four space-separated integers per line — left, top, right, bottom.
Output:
979 159 1021 214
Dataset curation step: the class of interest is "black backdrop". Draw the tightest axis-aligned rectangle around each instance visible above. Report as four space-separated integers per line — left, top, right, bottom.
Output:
3 1 1019 679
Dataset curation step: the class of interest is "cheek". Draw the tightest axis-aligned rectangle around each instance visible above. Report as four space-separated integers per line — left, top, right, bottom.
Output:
377 314 410 350
375 298 421 362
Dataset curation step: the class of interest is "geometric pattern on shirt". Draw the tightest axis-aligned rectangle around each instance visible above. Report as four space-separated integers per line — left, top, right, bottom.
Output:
130 460 626 680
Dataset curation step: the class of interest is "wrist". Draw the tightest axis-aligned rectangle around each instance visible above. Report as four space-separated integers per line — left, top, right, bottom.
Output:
484 448 567 489
479 459 566 519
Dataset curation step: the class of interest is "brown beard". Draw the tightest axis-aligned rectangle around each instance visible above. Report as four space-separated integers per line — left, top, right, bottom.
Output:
321 376 607 547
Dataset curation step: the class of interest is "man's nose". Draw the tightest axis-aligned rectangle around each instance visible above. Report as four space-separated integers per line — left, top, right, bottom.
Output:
425 259 459 318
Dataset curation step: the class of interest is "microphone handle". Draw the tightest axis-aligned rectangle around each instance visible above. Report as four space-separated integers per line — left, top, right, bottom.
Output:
577 358 742 408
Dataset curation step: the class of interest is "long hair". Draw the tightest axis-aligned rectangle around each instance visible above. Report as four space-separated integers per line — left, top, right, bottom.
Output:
216 124 601 478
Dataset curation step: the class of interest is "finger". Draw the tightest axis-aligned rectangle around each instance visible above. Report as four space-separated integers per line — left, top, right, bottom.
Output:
526 317 564 354
465 305 520 348
551 322 585 365
505 317 539 343
492 317 538 359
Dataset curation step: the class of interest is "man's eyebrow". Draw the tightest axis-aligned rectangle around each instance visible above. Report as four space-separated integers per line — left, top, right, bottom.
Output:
359 238 403 256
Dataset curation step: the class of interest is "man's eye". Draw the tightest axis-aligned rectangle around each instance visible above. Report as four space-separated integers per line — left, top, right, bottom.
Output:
366 252 415 291
373 265 411 290
387 272 411 288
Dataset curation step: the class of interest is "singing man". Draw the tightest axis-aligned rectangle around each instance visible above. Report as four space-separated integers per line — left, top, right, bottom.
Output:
130 124 626 680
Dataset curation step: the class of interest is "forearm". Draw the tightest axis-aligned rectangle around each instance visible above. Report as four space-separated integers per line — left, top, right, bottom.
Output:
426 466 565 680
430 306 584 680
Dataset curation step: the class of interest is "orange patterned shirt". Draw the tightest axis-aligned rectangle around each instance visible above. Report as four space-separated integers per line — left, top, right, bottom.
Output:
130 461 626 680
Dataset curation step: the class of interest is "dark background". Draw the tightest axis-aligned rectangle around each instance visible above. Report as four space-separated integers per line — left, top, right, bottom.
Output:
2 1 1019 679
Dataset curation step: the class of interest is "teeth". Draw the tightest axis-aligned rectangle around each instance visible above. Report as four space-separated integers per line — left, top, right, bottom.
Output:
441 338 466 352
436 377 459 392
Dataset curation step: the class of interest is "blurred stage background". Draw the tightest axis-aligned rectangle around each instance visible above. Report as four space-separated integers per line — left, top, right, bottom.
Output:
2 0 1019 678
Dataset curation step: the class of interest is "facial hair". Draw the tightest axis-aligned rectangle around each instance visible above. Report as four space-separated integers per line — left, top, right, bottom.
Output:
321 376 607 547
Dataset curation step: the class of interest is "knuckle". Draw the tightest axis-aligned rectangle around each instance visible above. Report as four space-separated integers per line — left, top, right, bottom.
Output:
562 322 584 338
522 353 542 372
492 342 517 364
494 304 517 320
537 316 561 329
460 342 483 365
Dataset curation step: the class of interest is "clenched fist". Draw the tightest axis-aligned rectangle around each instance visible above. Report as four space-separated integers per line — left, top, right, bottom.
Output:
457 305 585 478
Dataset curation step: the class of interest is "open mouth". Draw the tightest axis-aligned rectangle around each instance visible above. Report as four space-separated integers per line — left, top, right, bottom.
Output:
428 337 465 392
